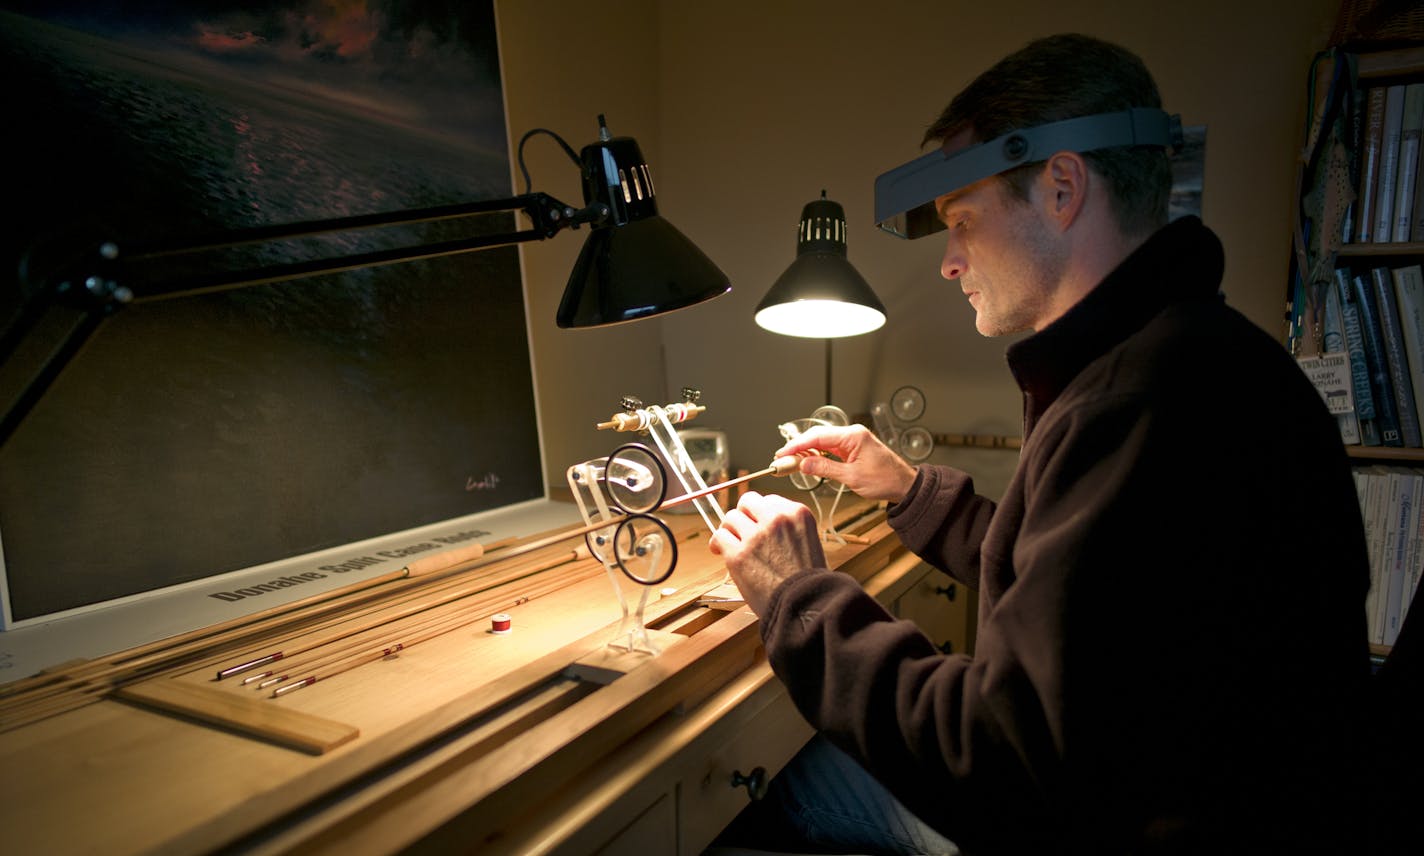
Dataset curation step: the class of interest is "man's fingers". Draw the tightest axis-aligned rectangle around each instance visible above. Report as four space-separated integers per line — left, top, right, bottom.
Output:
775 424 845 458
733 491 766 521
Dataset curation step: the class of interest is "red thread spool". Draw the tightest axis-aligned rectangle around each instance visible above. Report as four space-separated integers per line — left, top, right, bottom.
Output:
490 613 512 635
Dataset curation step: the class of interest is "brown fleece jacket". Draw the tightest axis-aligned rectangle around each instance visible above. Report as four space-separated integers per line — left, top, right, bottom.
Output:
760 217 1371 855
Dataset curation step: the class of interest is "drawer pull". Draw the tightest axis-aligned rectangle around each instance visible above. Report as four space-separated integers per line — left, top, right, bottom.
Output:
934 583 957 601
730 766 769 801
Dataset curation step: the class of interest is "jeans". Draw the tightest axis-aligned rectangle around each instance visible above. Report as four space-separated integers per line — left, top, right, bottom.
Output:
714 735 961 856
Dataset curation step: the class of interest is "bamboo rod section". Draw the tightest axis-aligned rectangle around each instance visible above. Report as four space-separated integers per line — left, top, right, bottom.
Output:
0 535 545 730
247 549 601 692
0 536 521 701
214 545 595 682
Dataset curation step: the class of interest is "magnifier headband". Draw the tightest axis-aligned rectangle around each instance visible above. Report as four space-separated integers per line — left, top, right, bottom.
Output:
874 107 1182 239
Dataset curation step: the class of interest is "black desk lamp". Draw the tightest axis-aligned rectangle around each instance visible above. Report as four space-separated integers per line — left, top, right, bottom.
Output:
754 191 886 404
0 115 729 446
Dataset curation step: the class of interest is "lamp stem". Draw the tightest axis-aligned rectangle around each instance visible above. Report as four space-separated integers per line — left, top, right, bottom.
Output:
825 338 833 406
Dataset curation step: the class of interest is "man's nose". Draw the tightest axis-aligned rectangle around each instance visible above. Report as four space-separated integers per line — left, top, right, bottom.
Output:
941 238 965 280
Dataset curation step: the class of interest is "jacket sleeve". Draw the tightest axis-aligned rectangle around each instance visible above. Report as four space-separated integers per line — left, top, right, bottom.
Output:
758 392 1260 851
888 464 996 589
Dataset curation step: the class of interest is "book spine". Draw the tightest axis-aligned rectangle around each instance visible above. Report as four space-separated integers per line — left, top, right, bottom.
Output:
1389 472 1424 645
1362 468 1389 643
1370 267 1422 446
1391 83 1424 241
1383 470 1417 646
1372 85 1405 244
1357 87 1387 243
1352 272 1405 446
1407 482 1424 628
1378 470 1404 642
1322 275 1363 444
1345 84 1366 243
1338 269 1383 445
1285 263 1307 356
1391 264 1424 434
1414 159 1424 242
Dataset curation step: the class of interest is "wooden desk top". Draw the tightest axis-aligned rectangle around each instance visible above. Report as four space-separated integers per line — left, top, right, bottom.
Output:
0 494 905 855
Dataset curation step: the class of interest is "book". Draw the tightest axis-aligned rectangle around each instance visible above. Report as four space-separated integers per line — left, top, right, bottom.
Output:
1396 469 1424 642
1344 83 1366 243
1392 83 1424 241
1372 85 1406 244
1414 155 1424 242
1383 469 1421 646
1337 268 1383 445
1357 87 1387 243
1406 484 1424 629
1361 467 1391 643
1285 261 1308 356
1370 267 1422 446
1350 271 1404 445
1392 264 1424 435
1322 274 1363 444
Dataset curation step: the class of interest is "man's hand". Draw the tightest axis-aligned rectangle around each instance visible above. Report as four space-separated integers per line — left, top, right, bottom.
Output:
778 424 918 503
709 491 827 617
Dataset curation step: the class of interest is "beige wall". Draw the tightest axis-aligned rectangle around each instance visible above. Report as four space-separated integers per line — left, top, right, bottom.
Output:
499 0 1338 493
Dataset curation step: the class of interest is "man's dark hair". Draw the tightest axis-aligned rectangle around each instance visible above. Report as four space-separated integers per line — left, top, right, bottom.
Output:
923 34 1172 234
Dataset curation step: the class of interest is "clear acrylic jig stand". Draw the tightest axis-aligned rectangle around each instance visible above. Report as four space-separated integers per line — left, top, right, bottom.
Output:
566 389 714 654
778 404 852 546
598 389 725 534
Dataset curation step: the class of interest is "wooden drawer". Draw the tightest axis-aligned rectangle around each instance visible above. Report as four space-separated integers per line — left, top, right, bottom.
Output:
593 792 677 855
676 674 813 853
894 564 977 656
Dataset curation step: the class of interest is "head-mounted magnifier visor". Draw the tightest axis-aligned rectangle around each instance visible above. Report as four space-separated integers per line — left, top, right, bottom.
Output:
874 107 1182 239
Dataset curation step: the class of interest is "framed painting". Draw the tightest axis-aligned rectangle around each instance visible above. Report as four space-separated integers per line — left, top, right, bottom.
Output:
0 1 544 628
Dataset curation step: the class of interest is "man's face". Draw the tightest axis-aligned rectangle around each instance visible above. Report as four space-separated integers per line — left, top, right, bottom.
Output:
932 132 1066 337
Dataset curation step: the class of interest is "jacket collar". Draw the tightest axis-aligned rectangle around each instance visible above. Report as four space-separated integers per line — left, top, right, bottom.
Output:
1004 215 1225 425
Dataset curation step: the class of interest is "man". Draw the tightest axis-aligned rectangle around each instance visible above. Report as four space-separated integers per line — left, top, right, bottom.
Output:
709 33 1370 855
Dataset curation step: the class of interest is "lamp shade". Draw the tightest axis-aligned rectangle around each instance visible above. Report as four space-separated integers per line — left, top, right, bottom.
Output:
755 193 885 338
556 121 729 328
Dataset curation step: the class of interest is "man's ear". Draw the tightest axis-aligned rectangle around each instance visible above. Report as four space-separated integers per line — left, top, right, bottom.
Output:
1041 151 1089 228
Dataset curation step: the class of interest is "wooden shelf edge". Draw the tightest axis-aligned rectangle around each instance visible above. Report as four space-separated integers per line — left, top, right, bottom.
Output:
1335 240 1424 257
1345 446 1424 463
1356 45 1424 79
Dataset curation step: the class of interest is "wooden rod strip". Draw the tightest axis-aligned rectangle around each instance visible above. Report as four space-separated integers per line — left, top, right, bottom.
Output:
254 550 611 689
266 577 568 698
216 546 595 681
208 542 589 679
1 536 521 699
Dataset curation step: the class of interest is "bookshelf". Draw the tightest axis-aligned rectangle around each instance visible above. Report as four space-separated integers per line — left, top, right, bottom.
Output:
1296 44 1424 663
1305 41 1424 853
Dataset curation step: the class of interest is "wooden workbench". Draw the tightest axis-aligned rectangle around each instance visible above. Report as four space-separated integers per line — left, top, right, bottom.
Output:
0 496 939 855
